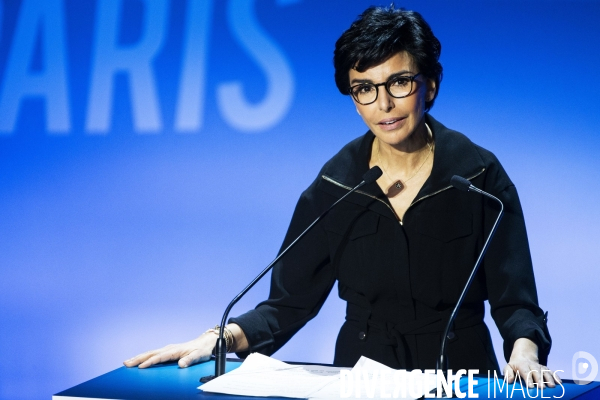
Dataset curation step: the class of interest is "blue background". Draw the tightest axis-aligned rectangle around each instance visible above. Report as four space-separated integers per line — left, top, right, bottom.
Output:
1 1 599 399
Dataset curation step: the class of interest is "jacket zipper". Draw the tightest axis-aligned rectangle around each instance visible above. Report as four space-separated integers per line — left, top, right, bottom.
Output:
322 167 486 225
321 175 401 221
408 168 486 209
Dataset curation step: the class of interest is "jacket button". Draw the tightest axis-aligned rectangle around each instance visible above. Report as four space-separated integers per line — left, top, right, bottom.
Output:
447 332 455 340
358 331 366 340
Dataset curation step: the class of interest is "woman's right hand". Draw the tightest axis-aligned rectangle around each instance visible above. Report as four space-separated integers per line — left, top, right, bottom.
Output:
123 323 249 369
123 332 217 369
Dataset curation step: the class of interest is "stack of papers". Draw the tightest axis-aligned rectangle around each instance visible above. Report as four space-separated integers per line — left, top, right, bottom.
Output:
199 353 437 399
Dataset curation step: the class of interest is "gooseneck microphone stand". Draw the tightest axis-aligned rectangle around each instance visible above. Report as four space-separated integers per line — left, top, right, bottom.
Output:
431 175 504 398
200 167 382 383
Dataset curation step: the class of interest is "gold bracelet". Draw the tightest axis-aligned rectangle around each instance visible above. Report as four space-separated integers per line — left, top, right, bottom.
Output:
208 325 234 353
223 326 234 353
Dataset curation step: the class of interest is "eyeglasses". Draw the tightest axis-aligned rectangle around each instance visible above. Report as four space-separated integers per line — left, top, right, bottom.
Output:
349 73 421 105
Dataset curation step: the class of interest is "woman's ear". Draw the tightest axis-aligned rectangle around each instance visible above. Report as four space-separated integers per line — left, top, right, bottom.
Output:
426 79 437 102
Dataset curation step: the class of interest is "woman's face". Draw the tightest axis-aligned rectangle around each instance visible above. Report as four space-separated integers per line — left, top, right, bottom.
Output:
349 52 436 149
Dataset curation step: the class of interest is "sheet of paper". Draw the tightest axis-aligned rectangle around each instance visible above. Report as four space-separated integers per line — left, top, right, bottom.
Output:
199 353 341 398
311 356 437 400
199 353 437 400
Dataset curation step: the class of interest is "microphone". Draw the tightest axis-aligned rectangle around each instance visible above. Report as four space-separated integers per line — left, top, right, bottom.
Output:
451 175 490 198
200 166 382 383
362 165 384 185
435 175 505 390
449 175 472 192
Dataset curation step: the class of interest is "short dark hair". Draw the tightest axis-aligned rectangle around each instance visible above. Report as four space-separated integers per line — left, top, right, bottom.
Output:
334 6 443 111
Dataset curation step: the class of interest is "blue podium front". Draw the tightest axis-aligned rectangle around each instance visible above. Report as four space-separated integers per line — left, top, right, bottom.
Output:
53 358 600 399
53 359 253 400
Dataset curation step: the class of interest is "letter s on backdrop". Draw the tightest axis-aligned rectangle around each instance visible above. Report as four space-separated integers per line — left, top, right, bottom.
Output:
217 0 295 132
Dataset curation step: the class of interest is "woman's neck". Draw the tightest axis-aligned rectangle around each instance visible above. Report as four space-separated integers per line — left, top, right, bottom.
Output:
376 121 432 174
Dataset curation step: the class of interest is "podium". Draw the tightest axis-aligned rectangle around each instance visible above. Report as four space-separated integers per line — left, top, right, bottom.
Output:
53 358 600 399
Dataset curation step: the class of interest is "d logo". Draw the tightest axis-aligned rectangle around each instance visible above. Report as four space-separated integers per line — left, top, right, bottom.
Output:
572 351 598 385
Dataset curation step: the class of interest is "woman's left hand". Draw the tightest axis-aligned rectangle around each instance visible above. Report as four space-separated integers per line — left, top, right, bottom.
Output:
504 338 562 389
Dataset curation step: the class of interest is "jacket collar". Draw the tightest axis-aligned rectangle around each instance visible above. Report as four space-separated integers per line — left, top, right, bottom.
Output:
318 114 486 216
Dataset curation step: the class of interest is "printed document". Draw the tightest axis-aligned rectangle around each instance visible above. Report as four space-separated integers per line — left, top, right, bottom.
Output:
199 353 437 399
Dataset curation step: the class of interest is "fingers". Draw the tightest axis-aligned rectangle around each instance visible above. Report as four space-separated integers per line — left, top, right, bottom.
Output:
123 336 214 369
123 350 158 367
179 349 210 368
527 367 541 389
553 370 563 385
506 362 559 389
138 348 182 369
528 365 559 389
504 364 515 383
542 368 557 388
123 334 217 369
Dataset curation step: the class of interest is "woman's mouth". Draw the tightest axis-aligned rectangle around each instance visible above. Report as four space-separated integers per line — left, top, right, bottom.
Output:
378 117 406 130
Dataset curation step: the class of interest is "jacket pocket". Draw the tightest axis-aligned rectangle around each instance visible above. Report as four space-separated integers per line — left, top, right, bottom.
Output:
349 213 379 240
415 211 472 243
325 211 387 294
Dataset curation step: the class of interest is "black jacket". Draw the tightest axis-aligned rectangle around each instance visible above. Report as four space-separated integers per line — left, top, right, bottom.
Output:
230 114 551 371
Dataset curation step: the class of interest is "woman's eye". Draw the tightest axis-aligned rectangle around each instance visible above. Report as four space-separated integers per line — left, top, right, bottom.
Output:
391 78 410 87
357 85 374 94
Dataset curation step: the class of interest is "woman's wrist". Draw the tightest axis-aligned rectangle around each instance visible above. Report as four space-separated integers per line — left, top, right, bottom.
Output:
204 325 234 352
202 323 248 353
226 323 248 353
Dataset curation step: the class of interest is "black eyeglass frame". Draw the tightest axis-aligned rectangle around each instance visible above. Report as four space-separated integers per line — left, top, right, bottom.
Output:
348 73 422 105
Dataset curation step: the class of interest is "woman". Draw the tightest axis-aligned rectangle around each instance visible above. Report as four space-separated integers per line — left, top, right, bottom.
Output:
125 6 558 388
